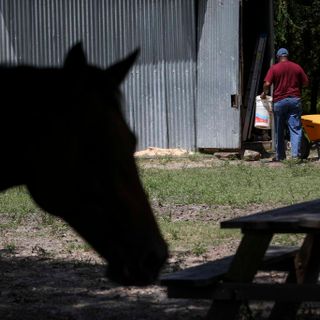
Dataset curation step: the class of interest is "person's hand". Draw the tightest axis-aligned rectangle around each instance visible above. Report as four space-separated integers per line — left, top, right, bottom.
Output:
260 92 267 100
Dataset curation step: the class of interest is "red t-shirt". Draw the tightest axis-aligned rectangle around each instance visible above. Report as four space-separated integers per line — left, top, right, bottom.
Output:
264 60 309 102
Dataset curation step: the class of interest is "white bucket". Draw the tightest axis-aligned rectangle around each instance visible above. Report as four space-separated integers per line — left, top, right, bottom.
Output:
254 95 272 129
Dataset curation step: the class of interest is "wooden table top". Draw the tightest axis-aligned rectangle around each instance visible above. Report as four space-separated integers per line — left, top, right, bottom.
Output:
220 199 320 233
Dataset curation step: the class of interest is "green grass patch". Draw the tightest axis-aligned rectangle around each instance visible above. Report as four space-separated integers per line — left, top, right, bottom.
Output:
141 162 320 207
0 187 70 236
158 217 303 254
271 233 305 247
3 242 17 254
0 186 39 215
158 217 241 253
1 162 319 254
66 241 92 253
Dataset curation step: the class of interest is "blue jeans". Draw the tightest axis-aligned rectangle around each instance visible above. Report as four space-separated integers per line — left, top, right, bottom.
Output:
273 97 303 160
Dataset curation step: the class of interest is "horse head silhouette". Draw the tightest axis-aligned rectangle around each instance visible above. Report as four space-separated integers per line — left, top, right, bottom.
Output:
0 43 168 285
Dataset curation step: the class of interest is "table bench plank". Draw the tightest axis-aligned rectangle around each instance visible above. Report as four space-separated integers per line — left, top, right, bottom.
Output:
220 199 320 232
160 246 298 299
269 233 320 320
212 283 320 302
162 199 320 319
206 232 273 319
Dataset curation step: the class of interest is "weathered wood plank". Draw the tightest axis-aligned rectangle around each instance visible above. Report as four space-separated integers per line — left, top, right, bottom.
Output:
212 283 320 302
160 246 298 288
269 233 320 320
167 285 217 299
221 199 320 232
206 233 273 320
224 233 272 282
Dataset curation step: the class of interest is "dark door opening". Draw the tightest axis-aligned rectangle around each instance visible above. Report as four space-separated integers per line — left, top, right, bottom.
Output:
241 0 273 146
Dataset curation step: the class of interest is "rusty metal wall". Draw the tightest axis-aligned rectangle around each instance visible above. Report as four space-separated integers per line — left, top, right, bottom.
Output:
0 0 197 151
196 0 241 149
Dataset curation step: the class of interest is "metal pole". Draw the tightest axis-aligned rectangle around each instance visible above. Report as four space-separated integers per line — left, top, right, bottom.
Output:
269 0 275 152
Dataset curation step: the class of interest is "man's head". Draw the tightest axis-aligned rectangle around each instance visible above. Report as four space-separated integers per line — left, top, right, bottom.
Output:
276 48 289 60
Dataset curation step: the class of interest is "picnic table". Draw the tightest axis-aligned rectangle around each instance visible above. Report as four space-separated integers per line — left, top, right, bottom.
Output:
161 199 320 320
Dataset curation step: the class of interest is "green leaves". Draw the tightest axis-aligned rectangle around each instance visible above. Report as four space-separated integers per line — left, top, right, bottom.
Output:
274 0 320 112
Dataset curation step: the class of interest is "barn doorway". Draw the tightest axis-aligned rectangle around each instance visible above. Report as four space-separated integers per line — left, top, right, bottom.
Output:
241 0 274 148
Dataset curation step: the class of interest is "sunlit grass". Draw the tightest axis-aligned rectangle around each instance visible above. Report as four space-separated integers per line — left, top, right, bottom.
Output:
1 160 320 254
158 216 241 254
141 161 320 207
0 186 39 215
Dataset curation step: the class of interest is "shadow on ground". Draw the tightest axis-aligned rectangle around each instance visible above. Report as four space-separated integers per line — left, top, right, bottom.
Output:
0 252 209 320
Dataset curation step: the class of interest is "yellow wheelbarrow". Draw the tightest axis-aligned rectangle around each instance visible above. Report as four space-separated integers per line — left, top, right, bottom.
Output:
301 115 320 159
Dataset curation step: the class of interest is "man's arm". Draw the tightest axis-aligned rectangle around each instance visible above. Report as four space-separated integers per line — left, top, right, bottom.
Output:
260 81 271 99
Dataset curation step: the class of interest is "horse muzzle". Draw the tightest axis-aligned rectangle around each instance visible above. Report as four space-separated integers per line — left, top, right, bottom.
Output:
106 242 168 286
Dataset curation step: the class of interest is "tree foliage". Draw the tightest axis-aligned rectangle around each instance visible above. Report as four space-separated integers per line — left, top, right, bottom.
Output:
274 0 320 112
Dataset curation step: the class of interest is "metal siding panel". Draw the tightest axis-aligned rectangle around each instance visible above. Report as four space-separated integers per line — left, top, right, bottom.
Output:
123 0 168 150
165 0 196 150
197 0 241 149
4 0 33 64
122 0 196 151
0 0 197 151
0 1 17 64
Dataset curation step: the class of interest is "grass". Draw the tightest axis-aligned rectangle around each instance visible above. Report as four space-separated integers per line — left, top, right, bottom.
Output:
1 159 320 255
0 186 39 214
3 242 17 254
141 161 320 207
140 159 320 254
0 186 69 238
158 216 241 254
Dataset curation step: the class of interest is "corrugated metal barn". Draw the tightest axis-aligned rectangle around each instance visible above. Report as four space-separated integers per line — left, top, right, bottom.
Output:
0 0 273 151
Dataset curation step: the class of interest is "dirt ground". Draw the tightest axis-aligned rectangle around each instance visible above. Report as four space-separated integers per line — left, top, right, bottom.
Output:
1 155 320 320
0 212 211 320
0 203 255 320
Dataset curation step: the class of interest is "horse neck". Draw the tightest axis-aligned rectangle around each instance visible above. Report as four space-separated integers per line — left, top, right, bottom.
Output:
0 67 47 191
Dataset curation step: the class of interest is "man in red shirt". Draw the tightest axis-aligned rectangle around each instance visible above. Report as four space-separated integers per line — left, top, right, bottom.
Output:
261 48 309 161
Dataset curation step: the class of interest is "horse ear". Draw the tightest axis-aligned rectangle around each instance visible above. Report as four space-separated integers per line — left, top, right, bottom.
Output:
106 49 140 86
64 42 87 68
